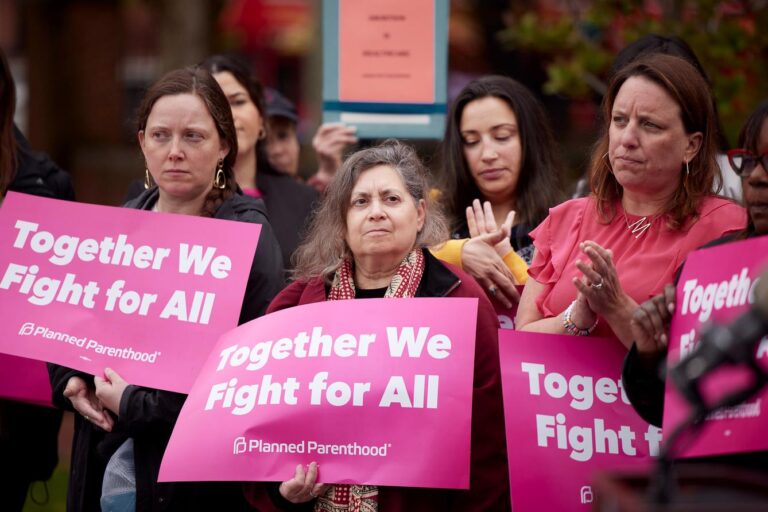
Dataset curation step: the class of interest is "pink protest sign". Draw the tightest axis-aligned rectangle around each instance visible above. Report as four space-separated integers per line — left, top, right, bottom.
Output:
159 297 478 488
663 236 768 457
494 285 523 330
0 354 52 406
499 331 657 512
0 192 260 393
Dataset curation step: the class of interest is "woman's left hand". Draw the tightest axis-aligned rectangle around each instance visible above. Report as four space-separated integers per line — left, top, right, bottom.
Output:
573 241 638 347
573 241 628 315
94 367 130 415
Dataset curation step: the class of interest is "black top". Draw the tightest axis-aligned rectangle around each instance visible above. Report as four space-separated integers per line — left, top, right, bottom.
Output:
355 286 388 299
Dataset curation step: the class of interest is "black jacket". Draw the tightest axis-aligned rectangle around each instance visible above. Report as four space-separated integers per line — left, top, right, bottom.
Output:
257 168 318 270
48 188 285 511
7 126 75 200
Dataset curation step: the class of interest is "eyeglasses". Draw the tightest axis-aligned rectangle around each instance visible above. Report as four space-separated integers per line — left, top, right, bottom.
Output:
726 149 768 177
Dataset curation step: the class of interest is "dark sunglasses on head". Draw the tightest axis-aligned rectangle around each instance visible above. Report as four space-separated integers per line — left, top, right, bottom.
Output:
726 149 768 177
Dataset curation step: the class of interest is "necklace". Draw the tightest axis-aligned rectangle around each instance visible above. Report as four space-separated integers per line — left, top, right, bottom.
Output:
622 209 653 238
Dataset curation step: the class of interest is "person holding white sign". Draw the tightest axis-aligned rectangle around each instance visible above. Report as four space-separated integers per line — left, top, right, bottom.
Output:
516 54 745 347
48 67 283 512
244 141 510 511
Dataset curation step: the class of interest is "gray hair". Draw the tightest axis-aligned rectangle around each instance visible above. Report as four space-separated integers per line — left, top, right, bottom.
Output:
292 140 449 282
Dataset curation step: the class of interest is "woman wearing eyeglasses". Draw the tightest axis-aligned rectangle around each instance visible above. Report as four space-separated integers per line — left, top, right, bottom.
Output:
624 99 768 427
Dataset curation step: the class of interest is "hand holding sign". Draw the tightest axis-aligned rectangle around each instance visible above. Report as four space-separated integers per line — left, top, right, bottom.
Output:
278 463 330 504
64 376 114 431
95 368 130 415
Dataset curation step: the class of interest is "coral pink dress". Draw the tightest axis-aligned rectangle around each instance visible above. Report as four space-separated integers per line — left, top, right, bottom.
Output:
528 196 746 339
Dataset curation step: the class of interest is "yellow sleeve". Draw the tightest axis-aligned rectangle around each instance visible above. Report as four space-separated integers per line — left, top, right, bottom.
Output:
502 250 529 284
429 239 467 267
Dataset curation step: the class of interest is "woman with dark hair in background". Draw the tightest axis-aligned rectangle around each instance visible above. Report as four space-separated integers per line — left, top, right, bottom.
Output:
0 47 73 511
516 54 745 347
48 66 284 511
200 54 318 270
433 75 564 307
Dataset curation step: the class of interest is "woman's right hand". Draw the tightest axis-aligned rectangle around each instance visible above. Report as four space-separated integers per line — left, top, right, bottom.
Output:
308 123 358 193
64 376 114 431
466 199 515 258
630 283 676 355
279 462 329 503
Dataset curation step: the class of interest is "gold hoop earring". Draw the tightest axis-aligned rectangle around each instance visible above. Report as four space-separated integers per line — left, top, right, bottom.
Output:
144 168 153 189
214 160 226 189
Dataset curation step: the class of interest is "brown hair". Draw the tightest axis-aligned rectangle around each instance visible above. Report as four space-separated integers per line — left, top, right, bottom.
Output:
0 49 17 195
441 75 564 231
137 66 238 217
589 54 719 229
292 140 449 282
199 54 273 175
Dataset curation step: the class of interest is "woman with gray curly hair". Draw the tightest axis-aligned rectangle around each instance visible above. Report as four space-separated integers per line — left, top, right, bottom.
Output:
245 140 510 511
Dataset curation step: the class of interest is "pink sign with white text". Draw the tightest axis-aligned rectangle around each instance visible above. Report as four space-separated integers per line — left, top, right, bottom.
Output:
499 331 657 512
494 285 523 330
663 236 768 457
159 298 478 488
0 192 260 393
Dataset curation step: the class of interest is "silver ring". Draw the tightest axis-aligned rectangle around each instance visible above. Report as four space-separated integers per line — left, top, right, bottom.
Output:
488 286 497 296
83 414 90 422
591 280 604 290
309 491 318 499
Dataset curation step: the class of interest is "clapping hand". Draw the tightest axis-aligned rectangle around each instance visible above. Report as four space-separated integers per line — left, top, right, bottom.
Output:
630 283 675 355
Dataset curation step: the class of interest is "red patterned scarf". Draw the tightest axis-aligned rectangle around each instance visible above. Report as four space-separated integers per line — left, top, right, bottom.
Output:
318 249 425 512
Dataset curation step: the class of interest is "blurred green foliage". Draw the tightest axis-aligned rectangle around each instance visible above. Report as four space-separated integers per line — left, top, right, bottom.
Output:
499 0 768 145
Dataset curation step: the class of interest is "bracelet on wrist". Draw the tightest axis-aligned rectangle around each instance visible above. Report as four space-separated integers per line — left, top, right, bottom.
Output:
563 300 598 336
